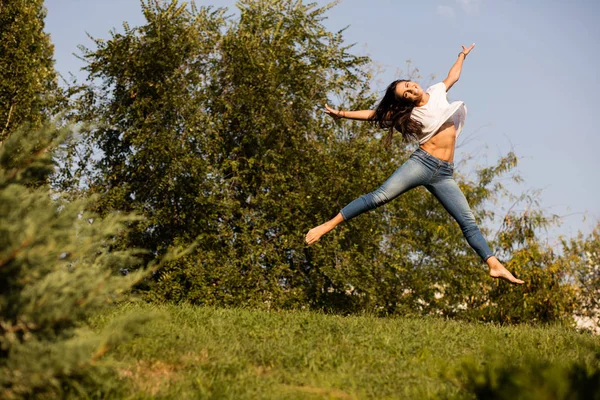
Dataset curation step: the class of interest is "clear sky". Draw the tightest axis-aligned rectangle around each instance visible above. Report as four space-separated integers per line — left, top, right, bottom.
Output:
44 0 600 245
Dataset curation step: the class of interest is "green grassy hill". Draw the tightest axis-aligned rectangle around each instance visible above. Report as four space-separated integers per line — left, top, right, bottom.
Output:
93 303 600 399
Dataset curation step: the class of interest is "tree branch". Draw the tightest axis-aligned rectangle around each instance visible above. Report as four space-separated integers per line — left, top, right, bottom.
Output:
90 344 110 363
0 103 15 144
0 237 33 269
4 143 52 182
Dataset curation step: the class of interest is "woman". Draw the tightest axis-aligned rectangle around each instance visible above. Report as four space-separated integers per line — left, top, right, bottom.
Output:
305 44 524 285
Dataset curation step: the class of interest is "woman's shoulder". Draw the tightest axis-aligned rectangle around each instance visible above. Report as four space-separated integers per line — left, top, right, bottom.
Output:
426 82 447 93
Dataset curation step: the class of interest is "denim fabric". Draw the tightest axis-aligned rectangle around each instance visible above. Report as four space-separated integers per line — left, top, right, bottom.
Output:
340 147 494 261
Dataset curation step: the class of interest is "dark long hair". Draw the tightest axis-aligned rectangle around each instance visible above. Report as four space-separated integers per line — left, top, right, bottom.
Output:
369 79 423 147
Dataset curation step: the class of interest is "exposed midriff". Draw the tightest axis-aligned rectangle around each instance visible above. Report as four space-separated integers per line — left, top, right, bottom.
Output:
419 120 457 162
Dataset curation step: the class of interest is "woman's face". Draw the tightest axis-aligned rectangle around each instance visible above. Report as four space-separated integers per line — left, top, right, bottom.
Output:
395 81 423 103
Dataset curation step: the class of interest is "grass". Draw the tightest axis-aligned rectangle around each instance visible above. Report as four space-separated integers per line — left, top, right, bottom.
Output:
92 303 599 399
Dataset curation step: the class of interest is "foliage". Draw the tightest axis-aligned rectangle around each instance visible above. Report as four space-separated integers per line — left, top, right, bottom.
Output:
0 0 60 144
62 0 592 325
458 351 600 400
0 2 171 396
68 0 372 308
461 200 579 325
564 225 600 331
0 122 162 399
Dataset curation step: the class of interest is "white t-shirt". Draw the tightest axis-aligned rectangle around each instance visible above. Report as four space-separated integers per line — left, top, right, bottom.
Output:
410 82 467 145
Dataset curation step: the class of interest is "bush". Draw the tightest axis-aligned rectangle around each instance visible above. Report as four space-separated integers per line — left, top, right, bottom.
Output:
0 123 159 398
458 351 600 400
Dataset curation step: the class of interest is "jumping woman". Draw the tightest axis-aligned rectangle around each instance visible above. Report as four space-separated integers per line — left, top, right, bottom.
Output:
305 44 524 285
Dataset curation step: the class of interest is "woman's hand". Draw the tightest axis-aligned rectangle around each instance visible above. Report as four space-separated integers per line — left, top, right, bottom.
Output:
324 104 343 119
445 44 474 90
461 43 475 57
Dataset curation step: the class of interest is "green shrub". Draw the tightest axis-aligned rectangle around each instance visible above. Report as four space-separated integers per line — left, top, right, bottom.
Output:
458 351 600 400
0 123 160 399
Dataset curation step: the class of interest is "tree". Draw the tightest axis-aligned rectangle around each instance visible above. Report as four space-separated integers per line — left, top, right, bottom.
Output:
67 0 582 324
69 0 371 306
70 0 228 254
566 224 600 332
0 0 59 144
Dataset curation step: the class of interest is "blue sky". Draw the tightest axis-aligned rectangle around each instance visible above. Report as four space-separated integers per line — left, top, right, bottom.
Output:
44 0 600 245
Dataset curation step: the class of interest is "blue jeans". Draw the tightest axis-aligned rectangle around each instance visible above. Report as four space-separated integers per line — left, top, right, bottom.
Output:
340 148 494 261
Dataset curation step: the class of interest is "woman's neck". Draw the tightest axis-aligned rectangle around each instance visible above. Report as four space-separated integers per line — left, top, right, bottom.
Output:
416 93 430 107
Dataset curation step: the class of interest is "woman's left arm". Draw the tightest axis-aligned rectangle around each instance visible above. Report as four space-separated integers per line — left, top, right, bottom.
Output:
443 44 475 91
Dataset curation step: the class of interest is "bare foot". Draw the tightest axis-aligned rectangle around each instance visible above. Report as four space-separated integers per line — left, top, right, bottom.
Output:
487 257 524 285
305 222 335 245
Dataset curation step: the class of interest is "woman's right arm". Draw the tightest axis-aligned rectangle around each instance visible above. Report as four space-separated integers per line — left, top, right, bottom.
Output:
324 104 375 121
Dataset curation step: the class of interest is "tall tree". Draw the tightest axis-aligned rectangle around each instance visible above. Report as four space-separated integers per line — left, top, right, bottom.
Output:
71 0 376 304
73 1 228 251
0 0 59 143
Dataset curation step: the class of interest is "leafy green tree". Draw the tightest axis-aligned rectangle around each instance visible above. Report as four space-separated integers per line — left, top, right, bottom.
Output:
466 204 578 324
565 224 600 331
66 0 585 324
69 0 370 306
0 0 59 143
70 0 228 254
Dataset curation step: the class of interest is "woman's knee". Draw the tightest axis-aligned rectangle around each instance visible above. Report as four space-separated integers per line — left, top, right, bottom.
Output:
369 187 390 207
458 211 479 234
